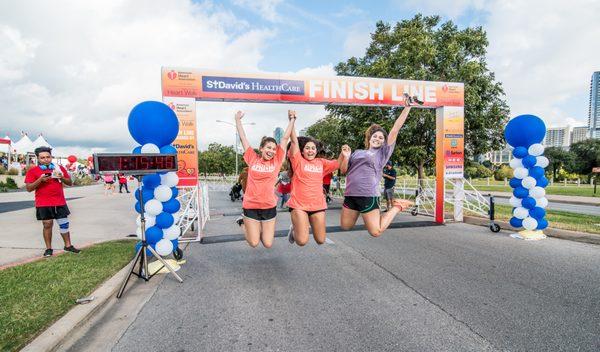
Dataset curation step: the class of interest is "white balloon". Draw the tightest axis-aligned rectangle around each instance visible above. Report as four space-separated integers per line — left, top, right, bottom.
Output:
535 197 549 208
522 217 538 230
528 143 545 156
141 143 160 153
160 172 179 187
136 214 156 228
153 185 172 202
535 156 549 168
509 158 523 169
513 207 529 219
155 239 174 256
513 167 528 179
145 199 163 216
521 176 537 189
163 224 181 240
509 196 522 208
530 186 546 199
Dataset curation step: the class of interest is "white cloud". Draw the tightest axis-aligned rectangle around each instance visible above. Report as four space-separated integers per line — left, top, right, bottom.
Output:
0 0 274 157
400 0 488 19
343 22 372 58
233 0 282 22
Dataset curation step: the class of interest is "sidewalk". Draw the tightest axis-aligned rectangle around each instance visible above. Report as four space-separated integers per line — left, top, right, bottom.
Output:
0 184 137 267
484 191 600 205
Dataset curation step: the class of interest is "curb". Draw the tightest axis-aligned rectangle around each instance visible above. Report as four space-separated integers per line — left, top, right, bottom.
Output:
462 216 600 245
20 262 133 352
0 241 98 271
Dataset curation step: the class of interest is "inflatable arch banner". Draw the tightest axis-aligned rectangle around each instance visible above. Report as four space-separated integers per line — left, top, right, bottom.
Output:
161 67 465 224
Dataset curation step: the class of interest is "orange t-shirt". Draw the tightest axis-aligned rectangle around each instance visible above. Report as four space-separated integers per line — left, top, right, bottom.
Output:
287 150 339 211
242 146 285 209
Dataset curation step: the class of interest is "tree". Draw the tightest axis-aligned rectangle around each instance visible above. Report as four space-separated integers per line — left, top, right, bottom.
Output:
324 15 509 179
544 147 575 180
569 139 600 178
305 115 347 154
198 143 245 175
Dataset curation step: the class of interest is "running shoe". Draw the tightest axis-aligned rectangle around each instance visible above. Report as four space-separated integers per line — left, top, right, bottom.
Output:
64 246 81 254
43 248 53 257
288 225 295 244
236 216 244 227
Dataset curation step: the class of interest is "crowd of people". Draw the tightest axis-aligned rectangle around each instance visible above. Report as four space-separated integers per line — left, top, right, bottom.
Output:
232 95 417 248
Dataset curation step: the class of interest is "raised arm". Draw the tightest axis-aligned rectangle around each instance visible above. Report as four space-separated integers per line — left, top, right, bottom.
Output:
387 106 411 146
280 110 296 149
338 144 351 174
289 115 300 156
234 111 251 151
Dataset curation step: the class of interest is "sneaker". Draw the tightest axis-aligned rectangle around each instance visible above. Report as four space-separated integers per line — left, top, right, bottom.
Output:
43 248 53 257
235 216 244 227
64 245 81 254
288 225 295 244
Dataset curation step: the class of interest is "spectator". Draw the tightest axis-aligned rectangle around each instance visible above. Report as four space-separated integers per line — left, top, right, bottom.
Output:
118 173 130 193
382 161 397 211
24 146 80 257
103 172 116 195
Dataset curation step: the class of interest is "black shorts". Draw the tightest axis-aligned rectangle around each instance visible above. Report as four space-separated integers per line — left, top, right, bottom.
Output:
323 184 331 193
36 205 70 220
288 208 326 217
105 181 115 184
243 207 277 222
343 196 380 213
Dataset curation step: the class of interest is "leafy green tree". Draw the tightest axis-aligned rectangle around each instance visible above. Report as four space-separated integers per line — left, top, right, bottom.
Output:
568 139 600 178
324 15 509 179
544 147 575 180
306 115 347 154
198 143 245 175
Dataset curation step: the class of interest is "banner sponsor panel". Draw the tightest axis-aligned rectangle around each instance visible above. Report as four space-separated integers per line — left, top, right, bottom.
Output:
161 68 464 108
161 96 198 187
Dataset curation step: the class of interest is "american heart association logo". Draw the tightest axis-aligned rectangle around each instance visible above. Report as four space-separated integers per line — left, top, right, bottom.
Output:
167 70 177 80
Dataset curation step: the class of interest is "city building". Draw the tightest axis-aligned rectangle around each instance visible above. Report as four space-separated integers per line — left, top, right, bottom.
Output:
483 145 512 165
571 126 589 144
299 127 308 137
589 71 600 138
273 127 284 144
543 126 570 148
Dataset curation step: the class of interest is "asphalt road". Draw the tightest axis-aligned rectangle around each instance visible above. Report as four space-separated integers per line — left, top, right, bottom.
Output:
108 191 600 352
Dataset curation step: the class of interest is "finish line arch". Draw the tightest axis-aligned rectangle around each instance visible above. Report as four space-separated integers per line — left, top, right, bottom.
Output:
161 67 465 225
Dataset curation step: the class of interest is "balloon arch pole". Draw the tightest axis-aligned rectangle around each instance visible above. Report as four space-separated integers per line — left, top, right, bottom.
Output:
161 68 465 226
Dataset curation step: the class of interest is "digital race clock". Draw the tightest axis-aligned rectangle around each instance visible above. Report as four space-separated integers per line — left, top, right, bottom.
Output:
93 153 178 175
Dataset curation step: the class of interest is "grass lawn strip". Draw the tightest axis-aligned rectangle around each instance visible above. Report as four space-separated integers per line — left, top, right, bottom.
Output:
0 239 135 352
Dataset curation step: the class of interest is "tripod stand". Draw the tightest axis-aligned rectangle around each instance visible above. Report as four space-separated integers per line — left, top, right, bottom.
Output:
117 175 183 298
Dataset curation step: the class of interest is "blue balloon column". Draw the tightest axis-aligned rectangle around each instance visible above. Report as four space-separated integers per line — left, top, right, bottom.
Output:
128 101 182 256
505 115 550 231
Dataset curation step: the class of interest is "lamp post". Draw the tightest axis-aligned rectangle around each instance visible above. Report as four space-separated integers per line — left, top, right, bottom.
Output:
215 119 256 176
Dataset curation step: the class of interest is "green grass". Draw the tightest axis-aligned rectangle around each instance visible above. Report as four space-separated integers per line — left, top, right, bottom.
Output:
0 240 135 352
463 204 600 234
469 184 600 198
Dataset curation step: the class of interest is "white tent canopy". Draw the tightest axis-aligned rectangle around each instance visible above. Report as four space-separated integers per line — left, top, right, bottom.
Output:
31 135 52 151
11 134 33 155
0 135 11 154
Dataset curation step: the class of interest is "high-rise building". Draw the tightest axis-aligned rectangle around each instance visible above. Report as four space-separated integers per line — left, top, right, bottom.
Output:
588 71 600 138
299 127 308 137
273 127 284 144
543 126 570 148
571 126 589 144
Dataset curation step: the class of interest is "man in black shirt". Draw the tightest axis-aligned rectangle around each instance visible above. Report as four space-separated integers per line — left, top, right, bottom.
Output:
382 161 397 211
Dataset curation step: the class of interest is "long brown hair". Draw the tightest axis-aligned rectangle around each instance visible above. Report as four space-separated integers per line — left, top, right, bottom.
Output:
364 124 388 149
287 136 321 179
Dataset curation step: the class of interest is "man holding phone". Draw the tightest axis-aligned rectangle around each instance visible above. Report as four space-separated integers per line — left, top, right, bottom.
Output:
25 146 80 257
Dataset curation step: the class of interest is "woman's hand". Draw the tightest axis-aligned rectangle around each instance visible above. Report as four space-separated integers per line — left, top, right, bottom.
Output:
235 110 245 121
288 110 297 120
341 144 351 158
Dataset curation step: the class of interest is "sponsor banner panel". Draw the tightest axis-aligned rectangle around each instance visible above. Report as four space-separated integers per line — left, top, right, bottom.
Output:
161 68 464 107
162 97 198 187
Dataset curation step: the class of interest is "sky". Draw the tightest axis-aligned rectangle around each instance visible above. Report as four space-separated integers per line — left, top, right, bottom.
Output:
1 0 599 157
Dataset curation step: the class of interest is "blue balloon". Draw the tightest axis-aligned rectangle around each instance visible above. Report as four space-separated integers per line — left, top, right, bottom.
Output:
504 114 546 148
145 226 163 244
509 178 522 189
160 145 177 154
134 187 155 203
522 155 537 168
529 166 545 180
521 197 536 210
536 218 549 230
512 147 528 158
529 207 546 220
132 146 142 154
142 173 161 189
135 241 153 257
536 176 549 188
170 187 179 198
162 198 181 213
155 212 174 229
135 201 142 214
510 217 523 228
513 187 529 199
171 239 179 251
128 101 179 147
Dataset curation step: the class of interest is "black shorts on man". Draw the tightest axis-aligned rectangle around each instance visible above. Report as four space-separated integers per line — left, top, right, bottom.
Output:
36 205 71 220
243 207 277 222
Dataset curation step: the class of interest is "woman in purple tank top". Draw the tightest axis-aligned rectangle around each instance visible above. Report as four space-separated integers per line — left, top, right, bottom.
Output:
339 95 417 237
